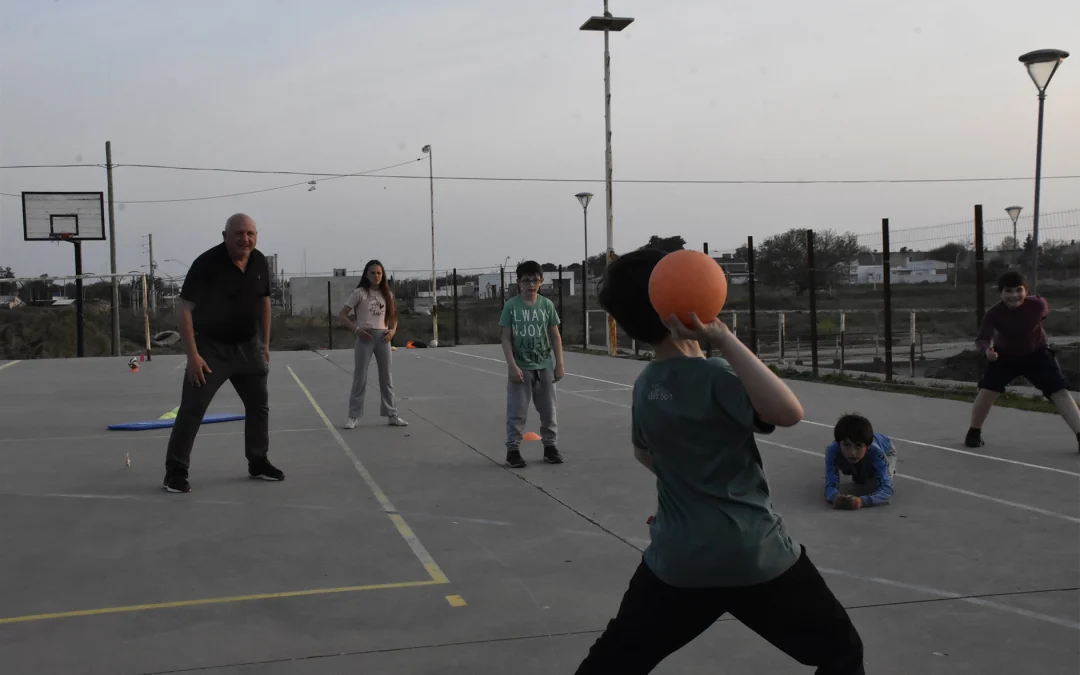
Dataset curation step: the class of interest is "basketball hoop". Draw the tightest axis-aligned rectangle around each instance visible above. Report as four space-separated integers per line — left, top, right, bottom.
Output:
49 232 74 248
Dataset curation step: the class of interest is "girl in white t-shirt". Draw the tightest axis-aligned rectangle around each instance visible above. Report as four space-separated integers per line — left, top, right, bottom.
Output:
338 260 408 429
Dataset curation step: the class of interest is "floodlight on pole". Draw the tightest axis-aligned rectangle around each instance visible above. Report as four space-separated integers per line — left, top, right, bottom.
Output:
581 1 633 356
422 144 437 346
1005 205 1023 247
1018 48 1069 294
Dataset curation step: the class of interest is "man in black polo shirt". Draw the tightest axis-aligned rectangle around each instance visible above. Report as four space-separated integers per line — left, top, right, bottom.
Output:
163 213 284 493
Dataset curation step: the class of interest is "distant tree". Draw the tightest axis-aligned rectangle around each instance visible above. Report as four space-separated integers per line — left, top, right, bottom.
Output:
756 228 860 294
644 235 686 253
0 266 14 295
925 241 969 264
541 262 558 272
998 236 1019 252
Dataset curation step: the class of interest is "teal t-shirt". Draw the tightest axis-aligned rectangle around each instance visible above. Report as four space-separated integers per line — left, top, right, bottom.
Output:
633 356 800 588
498 294 560 370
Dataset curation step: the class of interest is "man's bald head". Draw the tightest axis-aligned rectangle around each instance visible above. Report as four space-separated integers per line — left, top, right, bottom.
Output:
225 213 256 234
222 213 258 261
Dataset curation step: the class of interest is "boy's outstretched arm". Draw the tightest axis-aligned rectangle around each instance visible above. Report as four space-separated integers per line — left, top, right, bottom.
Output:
700 320 803 427
860 446 894 506
824 442 841 503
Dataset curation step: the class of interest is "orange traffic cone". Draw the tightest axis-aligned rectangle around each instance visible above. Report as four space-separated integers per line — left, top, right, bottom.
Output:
523 432 541 441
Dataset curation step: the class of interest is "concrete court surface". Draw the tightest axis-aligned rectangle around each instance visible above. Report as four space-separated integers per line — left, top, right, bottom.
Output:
0 346 1077 675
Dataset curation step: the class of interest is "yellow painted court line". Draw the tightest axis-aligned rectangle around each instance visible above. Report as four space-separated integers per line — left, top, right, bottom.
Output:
0 579 444 625
445 594 467 607
0 360 20 373
287 365 451 585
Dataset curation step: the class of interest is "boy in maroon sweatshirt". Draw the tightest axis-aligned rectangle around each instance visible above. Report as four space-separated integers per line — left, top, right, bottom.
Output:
965 271 1080 452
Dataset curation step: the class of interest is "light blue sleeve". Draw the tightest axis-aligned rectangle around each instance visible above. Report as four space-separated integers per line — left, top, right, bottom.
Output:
861 441 894 506
824 442 840 503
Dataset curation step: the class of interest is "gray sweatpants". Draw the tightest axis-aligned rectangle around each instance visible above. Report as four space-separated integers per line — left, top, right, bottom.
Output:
506 367 557 450
348 330 397 419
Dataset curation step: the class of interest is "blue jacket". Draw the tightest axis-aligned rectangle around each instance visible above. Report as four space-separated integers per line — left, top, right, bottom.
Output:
824 432 894 506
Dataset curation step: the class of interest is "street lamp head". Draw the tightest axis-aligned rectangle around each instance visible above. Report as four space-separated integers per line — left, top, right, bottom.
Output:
1019 49 1069 92
580 15 634 31
1005 205 1023 223
575 192 594 209
421 145 431 154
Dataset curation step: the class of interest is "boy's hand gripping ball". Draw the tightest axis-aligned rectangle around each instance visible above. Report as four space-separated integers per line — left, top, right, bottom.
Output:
648 250 728 328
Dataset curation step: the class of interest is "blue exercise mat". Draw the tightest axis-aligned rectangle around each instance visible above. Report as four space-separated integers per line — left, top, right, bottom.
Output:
107 413 246 431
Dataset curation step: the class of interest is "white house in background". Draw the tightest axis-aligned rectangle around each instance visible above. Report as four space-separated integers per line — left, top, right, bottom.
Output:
476 272 577 300
849 259 950 285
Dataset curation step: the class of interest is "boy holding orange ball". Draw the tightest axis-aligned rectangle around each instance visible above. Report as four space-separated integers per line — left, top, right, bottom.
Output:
576 248 864 675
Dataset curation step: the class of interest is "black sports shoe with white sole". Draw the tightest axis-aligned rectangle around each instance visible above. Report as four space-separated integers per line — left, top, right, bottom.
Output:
162 474 191 493
248 458 285 481
543 446 564 464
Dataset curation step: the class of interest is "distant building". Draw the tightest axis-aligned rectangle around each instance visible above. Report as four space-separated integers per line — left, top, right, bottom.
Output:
0 295 23 310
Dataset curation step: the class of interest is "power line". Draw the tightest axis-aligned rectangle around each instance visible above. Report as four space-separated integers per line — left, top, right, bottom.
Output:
1 158 427 204
3 161 1080 185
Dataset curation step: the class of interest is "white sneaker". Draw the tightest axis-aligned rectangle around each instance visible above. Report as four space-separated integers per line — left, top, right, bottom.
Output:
388 416 409 427
344 418 358 429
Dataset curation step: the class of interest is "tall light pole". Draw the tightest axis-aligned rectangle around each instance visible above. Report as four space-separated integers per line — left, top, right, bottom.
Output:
575 192 593 345
1018 49 1069 294
1005 205 1023 249
422 144 437 346
581 2 633 356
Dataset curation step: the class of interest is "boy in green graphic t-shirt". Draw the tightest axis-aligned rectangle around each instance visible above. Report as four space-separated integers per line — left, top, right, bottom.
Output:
499 261 565 468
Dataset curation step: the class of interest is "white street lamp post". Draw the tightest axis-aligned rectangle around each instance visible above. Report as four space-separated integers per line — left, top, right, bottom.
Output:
581 2 633 356
1018 49 1069 294
1005 205 1023 249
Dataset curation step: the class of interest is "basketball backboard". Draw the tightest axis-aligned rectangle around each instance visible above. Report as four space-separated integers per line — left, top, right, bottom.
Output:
22 192 106 241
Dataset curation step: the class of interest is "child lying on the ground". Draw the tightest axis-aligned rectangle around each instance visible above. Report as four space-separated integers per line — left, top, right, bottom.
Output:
825 414 897 510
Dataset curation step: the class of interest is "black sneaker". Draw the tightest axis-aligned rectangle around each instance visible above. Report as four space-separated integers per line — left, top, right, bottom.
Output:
506 450 527 468
249 458 285 481
543 446 564 464
964 428 985 448
162 473 191 493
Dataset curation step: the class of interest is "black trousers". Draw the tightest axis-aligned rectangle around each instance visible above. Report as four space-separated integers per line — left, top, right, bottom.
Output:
164 335 270 475
575 547 865 675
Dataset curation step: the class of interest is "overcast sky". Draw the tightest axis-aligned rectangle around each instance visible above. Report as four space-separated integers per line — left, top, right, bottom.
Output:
2 0 1078 283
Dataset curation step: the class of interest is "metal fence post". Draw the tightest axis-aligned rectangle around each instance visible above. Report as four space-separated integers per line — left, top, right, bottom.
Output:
558 264 564 320
882 218 893 383
326 280 333 350
974 204 986 381
747 236 757 354
807 229 818 377
452 268 459 346
582 259 588 349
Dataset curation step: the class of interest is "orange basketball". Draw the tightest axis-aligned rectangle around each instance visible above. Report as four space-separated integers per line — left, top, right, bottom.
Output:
648 250 728 327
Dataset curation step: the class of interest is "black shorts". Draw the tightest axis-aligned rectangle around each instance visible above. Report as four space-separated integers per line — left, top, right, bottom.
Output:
978 346 1069 399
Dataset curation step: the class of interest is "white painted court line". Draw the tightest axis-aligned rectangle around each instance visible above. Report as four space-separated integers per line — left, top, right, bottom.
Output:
820 567 1080 631
429 351 1079 523
0 427 326 445
444 350 1078 478
799 420 1080 478
448 350 632 389
759 439 1080 525
288 365 450 585
0 360 20 373
0 491 335 511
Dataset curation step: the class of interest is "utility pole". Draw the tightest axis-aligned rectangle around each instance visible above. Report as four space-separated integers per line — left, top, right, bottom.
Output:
422 144 437 346
148 233 156 312
106 141 120 356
